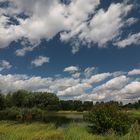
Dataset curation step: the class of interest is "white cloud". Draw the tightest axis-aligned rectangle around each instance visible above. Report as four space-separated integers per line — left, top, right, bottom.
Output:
121 81 140 100
0 67 140 103
84 67 96 78
64 66 79 73
112 71 126 77
0 0 136 53
114 32 140 48
83 72 112 84
31 56 50 67
80 75 140 103
0 60 12 71
15 46 35 56
125 17 138 26
94 75 130 91
72 72 81 79
128 69 140 75
0 74 81 94
0 0 67 48
75 75 130 102
0 74 52 93
57 83 91 97
61 2 132 49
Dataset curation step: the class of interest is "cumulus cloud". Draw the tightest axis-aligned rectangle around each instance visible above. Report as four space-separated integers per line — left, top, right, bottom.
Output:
95 75 130 91
75 75 131 103
0 67 140 103
57 83 91 97
0 0 136 53
0 74 81 94
121 81 140 100
72 72 81 79
84 67 96 78
0 60 12 71
15 46 35 56
0 74 52 93
31 56 50 67
114 32 140 48
128 69 140 75
83 72 112 84
64 66 79 73
61 2 132 49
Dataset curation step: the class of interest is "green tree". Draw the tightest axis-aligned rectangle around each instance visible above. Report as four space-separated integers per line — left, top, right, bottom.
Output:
11 90 29 107
85 102 130 135
0 93 6 110
34 92 59 110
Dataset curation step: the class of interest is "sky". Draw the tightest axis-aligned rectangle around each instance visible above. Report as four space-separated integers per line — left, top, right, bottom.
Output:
0 0 140 103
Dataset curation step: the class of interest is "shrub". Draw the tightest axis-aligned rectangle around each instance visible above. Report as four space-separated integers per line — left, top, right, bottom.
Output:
0 107 20 120
85 102 131 135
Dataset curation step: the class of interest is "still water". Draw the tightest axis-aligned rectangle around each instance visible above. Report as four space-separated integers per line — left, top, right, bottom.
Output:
44 112 86 127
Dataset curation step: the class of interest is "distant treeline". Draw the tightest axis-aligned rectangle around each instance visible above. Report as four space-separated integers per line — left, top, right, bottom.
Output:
0 90 140 111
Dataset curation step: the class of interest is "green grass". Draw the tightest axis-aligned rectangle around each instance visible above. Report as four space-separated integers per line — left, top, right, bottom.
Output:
127 109 140 117
0 121 140 140
127 109 140 123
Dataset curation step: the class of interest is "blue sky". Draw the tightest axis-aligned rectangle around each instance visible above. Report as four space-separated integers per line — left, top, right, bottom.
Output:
0 0 140 103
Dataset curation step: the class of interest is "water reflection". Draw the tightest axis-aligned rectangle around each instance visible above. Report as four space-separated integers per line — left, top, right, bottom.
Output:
43 113 85 127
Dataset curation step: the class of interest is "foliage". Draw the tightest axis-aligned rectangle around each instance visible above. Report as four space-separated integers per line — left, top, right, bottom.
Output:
59 100 93 111
33 92 59 110
0 93 6 110
85 102 131 135
0 107 20 120
0 90 60 110
0 121 140 140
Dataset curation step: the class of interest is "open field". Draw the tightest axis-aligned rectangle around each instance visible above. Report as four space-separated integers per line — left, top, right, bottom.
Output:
0 121 140 140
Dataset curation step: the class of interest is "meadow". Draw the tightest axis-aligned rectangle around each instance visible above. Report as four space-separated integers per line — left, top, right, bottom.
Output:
0 110 140 140
0 120 140 140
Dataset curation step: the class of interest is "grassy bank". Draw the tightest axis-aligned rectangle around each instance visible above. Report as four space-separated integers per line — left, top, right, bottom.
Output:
0 121 140 140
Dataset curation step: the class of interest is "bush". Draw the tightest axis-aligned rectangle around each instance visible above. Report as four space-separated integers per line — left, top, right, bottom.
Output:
85 102 131 135
0 107 20 120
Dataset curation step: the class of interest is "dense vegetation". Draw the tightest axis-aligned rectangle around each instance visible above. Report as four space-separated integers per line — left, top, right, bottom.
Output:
0 121 140 140
0 90 94 111
0 90 140 139
85 102 131 135
1 90 140 111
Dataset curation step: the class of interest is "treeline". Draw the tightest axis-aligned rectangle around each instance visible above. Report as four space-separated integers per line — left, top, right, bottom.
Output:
123 101 140 109
0 90 59 111
0 90 94 111
0 90 140 111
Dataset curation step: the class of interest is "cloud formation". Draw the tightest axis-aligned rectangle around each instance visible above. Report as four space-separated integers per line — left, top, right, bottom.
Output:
128 68 140 76
0 0 137 53
0 60 12 71
114 32 140 48
64 66 79 73
15 46 34 56
0 67 140 103
31 56 50 67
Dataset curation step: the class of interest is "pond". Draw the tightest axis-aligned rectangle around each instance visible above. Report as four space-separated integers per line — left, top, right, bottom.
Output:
44 111 86 127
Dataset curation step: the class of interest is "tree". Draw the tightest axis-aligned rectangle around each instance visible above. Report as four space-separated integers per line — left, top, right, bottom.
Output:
11 90 29 107
83 101 93 111
5 93 13 107
59 100 74 110
73 100 83 111
34 92 59 110
85 102 130 135
0 93 6 110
